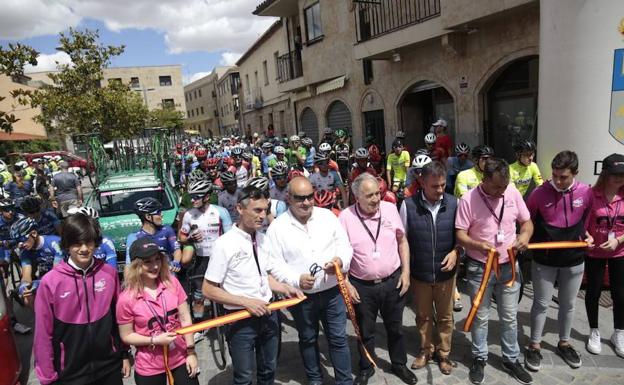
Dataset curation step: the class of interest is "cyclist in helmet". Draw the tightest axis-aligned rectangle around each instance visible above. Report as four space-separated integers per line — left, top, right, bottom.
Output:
349 147 377 184
314 189 340 217
424 133 445 161
4 170 33 208
333 129 351 182
261 142 278 175
454 145 494 197
192 147 208 171
20 196 61 236
432 119 453 161
405 155 432 198
218 171 242 223
320 127 334 147
386 139 411 194
286 135 307 168
270 163 289 202
274 145 287 165
366 135 384 174
246 176 288 233
301 137 316 172
124 197 182 271
251 147 263 177
377 177 398 204
509 140 543 196
445 143 474 194
12 217 63 306
228 147 249 188
0 198 23 263
67 206 118 268
179 179 232 321
309 153 347 208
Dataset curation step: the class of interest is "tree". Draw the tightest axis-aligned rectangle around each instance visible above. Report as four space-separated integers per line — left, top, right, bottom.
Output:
148 107 185 130
31 28 149 141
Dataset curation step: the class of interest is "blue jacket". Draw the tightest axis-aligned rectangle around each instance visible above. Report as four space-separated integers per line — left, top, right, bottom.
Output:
404 192 458 283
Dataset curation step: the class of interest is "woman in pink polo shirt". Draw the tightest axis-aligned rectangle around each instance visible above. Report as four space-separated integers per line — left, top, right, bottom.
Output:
585 153 624 358
116 237 199 385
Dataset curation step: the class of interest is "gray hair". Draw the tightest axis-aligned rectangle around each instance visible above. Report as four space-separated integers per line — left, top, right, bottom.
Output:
59 160 69 170
351 172 378 197
421 161 447 179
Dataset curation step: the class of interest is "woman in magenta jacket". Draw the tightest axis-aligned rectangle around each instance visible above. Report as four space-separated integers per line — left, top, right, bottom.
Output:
585 153 624 358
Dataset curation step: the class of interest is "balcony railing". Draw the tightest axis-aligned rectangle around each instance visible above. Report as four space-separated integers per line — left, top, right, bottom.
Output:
276 50 303 83
355 0 441 43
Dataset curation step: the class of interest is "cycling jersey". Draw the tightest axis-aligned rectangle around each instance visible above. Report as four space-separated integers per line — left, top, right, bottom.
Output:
454 167 483 197
234 165 249 188
334 144 350 162
33 209 61 236
261 153 277 175
218 189 242 223
4 181 33 206
270 185 288 202
125 226 180 264
304 147 316 169
252 156 262 176
445 157 474 193
386 151 411 183
180 204 232 257
309 171 343 191
286 147 307 167
509 161 544 196
93 236 117 268
19 235 63 275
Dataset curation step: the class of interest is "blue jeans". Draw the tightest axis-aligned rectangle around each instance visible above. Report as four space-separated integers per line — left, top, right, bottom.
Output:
226 311 279 385
289 286 353 385
465 258 521 362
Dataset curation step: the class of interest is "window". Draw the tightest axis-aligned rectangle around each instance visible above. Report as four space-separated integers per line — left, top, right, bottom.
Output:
190 109 194 117
185 93 188 102
263 60 269 86
130 77 140 88
108 78 122 86
93 188 173 217
245 74 250 91
159 75 172 86
196 108 199 116
194 90 197 99
274 52 279 79
363 59 373 85
187 110 190 118
198 89 202 97
161 99 175 109
200 106 204 115
304 2 323 43
221 107 224 116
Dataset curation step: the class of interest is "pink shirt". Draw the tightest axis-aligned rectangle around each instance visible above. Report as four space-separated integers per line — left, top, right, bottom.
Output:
455 184 530 264
586 188 624 259
116 276 188 376
339 201 403 280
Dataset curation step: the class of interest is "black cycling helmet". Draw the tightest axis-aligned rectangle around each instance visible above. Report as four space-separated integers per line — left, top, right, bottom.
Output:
20 196 42 214
231 147 243 156
513 140 536 154
220 171 236 184
472 145 494 159
314 152 329 163
455 142 470 155
392 139 404 149
10 217 37 242
134 197 162 216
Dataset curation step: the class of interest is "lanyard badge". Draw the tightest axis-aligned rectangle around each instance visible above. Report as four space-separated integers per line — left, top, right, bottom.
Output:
478 186 506 245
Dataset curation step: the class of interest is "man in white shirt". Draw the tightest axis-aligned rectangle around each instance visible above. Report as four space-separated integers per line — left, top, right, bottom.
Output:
203 185 301 385
266 177 353 385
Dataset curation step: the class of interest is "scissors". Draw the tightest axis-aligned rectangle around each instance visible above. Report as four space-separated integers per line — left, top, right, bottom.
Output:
309 262 323 277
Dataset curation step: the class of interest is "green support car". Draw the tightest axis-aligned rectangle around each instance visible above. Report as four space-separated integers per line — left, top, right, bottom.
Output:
85 171 180 273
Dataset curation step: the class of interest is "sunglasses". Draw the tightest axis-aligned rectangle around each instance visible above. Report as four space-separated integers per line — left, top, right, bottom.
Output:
148 210 163 216
292 193 314 203
190 194 205 201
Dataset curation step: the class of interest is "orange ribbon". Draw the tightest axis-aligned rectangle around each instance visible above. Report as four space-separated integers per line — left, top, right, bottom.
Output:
462 241 589 332
163 344 174 385
334 261 377 367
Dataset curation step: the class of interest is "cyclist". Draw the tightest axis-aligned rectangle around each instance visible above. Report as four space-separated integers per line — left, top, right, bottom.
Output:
67 206 117 268
261 142 278 176
229 147 249 188
273 145 287 165
309 153 347 208
378 177 398 205
301 137 316 172
124 197 182 272
0 161 12 185
454 145 494 198
247 176 287 233
386 139 411 194
314 189 341 217
333 129 351 182
424 133 446 161
319 127 334 147
445 143 474 194
12 217 63 307
4 170 32 207
318 142 340 172
349 147 378 183
366 136 384 175
509 140 543 197
192 147 208 171
286 135 306 169
251 147 263 177
269 163 289 202
432 119 453 161
179 179 232 321
218 171 242 223
20 196 61 236
404 154 432 198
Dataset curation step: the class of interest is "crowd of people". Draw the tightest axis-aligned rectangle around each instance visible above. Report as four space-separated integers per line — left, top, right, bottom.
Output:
0 121 623 385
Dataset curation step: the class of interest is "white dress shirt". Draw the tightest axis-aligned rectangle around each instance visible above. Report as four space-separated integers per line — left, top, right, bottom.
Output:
205 225 272 310
266 207 353 293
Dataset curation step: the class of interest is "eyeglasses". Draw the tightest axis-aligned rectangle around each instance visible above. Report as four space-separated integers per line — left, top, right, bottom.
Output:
309 263 323 276
292 193 314 203
190 194 205 201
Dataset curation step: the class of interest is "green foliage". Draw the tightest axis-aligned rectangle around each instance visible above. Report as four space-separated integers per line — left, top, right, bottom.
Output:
0 44 39 133
148 108 185 130
0 139 60 159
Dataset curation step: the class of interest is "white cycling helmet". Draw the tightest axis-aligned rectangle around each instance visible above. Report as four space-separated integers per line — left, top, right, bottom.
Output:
412 154 432 169
67 206 99 219
274 146 286 155
424 133 436 144
319 143 332 152
0 161 6 172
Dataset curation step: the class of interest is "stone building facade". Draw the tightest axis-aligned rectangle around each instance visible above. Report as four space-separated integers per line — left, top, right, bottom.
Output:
184 71 219 138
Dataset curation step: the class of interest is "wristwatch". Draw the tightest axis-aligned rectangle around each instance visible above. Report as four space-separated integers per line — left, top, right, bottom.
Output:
454 245 466 259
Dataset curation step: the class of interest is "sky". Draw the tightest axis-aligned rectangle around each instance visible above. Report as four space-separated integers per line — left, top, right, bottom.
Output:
0 0 277 84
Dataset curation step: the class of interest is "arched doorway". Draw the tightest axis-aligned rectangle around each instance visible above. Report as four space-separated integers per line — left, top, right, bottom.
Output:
398 80 455 152
326 100 352 135
300 107 319 144
485 56 539 162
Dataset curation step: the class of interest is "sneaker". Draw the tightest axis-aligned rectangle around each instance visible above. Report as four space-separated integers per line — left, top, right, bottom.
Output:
453 299 463 312
502 360 533 384
611 329 624 358
586 328 601 354
524 347 543 371
13 322 32 334
557 344 582 368
193 331 205 343
469 358 486 384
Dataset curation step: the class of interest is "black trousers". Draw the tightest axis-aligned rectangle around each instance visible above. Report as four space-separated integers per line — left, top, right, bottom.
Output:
351 269 407 370
585 256 624 329
134 364 199 385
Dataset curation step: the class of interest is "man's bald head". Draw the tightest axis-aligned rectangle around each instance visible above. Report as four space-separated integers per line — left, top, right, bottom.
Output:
287 176 314 223
288 176 313 195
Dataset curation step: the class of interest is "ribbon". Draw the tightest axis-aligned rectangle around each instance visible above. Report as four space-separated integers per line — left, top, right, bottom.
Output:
333 261 377 367
462 241 589 332
163 345 175 385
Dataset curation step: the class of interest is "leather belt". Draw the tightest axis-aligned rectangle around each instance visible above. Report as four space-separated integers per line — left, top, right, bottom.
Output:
350 268 400 286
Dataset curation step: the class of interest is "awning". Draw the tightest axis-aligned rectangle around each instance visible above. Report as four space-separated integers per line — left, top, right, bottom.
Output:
0 132 47 141
291 89 312 102
315 76 346 96
184 129 200 135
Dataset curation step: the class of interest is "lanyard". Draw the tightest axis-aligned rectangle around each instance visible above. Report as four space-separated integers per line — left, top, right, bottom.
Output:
251 234 262 276
477 186 505 228
604 198 621 231
355 205 382 251
143 289 168 332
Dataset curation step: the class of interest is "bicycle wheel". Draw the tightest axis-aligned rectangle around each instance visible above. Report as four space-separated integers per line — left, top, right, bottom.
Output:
211 300 227 369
